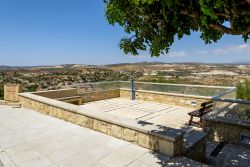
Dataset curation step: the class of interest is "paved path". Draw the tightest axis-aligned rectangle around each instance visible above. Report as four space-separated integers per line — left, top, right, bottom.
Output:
0 105 170 167
0 105 208 167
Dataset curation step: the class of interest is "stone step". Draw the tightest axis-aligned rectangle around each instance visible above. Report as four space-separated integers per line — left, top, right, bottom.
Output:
0 100 21 107
183 130 208 162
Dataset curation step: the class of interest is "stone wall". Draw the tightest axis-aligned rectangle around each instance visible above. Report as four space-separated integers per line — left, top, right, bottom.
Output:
4 84 23 102
19 93 184 157
33 89 78 99
120 89 211 109
79 89 120 103
32 88 210 108
202 120 250 144
34 89 120 104
183 131 207 162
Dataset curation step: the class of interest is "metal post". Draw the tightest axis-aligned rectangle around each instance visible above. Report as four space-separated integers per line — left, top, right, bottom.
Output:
131 78 135 100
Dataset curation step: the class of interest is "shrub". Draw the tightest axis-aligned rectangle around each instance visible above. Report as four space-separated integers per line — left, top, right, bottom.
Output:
237 80 250 100
0 84 3 100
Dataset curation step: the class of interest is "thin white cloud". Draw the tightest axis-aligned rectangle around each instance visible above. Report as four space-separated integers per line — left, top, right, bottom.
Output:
195 44 250 56
167 51 186 57
213 44 250 55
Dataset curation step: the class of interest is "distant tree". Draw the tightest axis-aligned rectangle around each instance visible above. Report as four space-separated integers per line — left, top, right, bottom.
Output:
26 84 38 92
237 80 250 100
104 0 250 56
0 84 4 100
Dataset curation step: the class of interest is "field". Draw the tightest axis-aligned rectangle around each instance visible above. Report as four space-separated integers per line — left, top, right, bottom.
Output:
0 63 249 94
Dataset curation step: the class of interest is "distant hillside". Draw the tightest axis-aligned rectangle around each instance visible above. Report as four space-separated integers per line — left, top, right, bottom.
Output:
0 66 17 71
106 61 167 67
1 61 250 71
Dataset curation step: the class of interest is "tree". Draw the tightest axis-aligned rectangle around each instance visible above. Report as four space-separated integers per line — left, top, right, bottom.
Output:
104 0 250 56
237 80 250 100
26 84 38 92
0 84 4 100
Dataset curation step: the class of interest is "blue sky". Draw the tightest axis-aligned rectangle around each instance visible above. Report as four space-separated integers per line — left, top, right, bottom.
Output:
0 0 249 66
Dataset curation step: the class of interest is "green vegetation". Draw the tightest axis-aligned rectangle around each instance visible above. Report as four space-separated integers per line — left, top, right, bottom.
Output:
105 0 250 56
237 80 250 100
0 84 4 100
26 84 38 92
140 77 185 84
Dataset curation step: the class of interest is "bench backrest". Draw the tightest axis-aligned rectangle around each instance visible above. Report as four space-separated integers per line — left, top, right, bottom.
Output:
200 101 213 113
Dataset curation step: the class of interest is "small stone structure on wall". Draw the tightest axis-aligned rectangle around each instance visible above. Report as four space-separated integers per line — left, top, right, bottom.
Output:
4 84 23 102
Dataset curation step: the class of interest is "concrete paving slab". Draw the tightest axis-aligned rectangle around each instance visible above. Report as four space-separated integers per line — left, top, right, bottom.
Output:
131 102 170 111
83 98 198 131
106 107 151 119
128 152 170 167
0 105 177 167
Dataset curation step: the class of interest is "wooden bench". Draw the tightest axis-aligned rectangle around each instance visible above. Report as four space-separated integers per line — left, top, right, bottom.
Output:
188 101 213 126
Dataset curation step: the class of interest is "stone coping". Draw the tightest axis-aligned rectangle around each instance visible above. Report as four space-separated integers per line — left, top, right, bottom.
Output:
56 96 82 100
120 88 212 100
32 88 76 94
184 131 207 150
19 93 184 142
202 109 250 128
78 89 120 94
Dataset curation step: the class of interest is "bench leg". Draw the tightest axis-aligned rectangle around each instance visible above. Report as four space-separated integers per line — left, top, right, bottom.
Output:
199 118 203 126
189 115 194 125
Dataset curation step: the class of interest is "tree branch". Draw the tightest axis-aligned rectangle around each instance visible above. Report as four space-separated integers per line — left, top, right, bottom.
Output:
209 23 250 35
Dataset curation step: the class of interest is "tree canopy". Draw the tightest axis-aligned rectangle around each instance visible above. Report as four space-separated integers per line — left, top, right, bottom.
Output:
104 0 250 56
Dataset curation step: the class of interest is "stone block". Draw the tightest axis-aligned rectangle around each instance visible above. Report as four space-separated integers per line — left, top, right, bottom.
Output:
97 121 110 134
159 139 174 157
173 138 183 156
110 125 122 138
68 112 77 123
149 136 159 151
85 118 94 129
137 133 150 148
122 128 137 142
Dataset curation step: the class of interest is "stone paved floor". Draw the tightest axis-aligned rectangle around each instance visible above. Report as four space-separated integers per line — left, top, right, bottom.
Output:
82 98 199 132
0 105 206 167
206 142 250 167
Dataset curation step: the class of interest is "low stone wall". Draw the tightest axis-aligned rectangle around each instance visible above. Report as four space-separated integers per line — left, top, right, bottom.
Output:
183 131 207 162
34 89 120 104
120 89 211 109
32 88 210 109
33 89 78 99
19 93 184 157
202 119 250 144
79 89 120 103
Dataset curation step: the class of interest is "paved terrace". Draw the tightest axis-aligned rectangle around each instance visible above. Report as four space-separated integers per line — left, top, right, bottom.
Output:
0 105 207 167
81 98 199 132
